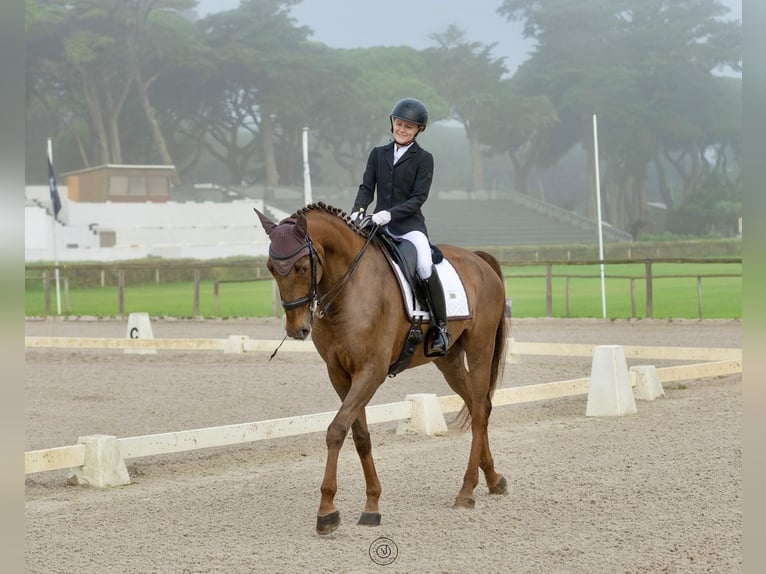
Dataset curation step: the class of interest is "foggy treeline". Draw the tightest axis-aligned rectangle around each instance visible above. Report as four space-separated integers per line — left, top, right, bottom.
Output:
25 0 742 237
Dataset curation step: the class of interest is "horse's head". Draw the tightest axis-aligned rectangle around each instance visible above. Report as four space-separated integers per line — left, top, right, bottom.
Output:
255 208 322 340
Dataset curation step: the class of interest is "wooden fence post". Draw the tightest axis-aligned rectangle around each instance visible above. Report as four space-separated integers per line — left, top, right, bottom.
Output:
193 269 201 317
64 276 72 313
214 281 220 318
630 278 637 318
545 264 553 317
644 261 653 318
118 269 125 317
43 270 51 317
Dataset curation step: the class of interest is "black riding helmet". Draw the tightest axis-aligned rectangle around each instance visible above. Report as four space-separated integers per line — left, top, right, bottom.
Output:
390 97 428 134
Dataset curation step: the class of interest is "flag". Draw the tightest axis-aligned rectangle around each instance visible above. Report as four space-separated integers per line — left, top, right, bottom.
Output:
48 154 62 219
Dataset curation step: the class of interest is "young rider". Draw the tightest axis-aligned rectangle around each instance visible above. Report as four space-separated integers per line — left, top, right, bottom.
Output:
350 97 450 356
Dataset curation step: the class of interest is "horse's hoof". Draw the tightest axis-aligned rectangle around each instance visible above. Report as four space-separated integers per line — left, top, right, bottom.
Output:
489 476 508 495
357 512 381 526
316 510 340 535
453 496 475 509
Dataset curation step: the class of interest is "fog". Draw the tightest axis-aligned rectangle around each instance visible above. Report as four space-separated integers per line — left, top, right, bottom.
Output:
196 0 742 77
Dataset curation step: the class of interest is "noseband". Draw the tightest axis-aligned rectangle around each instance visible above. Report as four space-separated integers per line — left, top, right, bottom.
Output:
270 226 377 319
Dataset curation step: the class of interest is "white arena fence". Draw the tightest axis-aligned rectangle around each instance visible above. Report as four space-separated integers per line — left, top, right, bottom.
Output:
24 334 742 487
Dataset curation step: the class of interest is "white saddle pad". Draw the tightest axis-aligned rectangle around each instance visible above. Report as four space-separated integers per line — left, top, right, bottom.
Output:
391 258 470 321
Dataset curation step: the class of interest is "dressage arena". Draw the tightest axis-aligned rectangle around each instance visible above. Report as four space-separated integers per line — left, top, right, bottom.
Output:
25 318 742 574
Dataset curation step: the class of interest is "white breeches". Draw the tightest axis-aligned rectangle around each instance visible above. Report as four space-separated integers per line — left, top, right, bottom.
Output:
388 229 433 279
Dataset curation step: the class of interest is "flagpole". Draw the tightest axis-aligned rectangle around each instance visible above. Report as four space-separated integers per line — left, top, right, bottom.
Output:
302 127 312 206
592 114 606 319
47 138 62 315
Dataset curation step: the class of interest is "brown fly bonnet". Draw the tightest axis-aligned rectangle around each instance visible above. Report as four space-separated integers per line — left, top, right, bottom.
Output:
255 209 311 276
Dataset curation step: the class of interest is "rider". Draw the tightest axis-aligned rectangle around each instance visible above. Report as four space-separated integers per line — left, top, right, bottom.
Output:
350 97 450 356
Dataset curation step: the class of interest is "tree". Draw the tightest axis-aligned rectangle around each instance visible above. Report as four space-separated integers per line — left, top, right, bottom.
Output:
117 0 197 175
424 26 508 191
27 0 135 167
195 0 313 186
311 46 448 186
26 0 202 179
499 0 742 234
478 78 559 195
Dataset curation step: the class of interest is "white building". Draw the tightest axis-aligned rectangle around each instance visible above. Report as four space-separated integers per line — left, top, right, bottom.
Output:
24 183 289 263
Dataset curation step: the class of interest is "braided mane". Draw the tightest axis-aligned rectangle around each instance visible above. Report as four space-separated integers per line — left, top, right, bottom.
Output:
291 202 367 237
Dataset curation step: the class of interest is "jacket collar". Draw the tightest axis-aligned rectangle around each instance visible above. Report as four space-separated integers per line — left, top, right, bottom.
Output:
386 140 420 167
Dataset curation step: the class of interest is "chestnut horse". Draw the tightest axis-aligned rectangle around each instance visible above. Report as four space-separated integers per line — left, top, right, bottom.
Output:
255 203 508 535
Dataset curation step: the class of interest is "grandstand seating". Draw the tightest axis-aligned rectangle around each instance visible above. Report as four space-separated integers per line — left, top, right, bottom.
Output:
422 193 632 247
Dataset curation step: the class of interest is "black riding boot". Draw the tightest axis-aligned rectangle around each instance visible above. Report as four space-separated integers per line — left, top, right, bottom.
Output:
422 266 451 357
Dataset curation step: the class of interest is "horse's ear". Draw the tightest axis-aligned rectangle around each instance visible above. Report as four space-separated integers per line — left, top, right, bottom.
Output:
254 208 277 234
293 215 308 240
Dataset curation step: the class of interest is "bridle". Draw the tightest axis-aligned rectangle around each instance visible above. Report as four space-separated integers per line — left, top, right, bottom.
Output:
269 234 321 313
270 224 378 319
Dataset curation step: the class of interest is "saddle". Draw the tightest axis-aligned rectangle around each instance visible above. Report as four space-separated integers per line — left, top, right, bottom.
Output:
372 229 446 377
374 230 443 307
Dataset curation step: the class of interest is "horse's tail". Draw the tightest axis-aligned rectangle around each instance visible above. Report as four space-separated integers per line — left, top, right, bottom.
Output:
455 250 508 429
474 250 507 397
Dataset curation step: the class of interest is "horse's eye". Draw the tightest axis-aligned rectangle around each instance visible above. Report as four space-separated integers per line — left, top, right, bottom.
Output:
296 265 308 276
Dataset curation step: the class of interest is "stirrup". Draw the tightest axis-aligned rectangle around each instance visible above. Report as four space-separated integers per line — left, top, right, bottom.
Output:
425 326 450 357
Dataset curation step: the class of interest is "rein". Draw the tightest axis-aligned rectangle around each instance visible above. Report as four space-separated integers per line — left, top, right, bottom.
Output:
274 223 379 319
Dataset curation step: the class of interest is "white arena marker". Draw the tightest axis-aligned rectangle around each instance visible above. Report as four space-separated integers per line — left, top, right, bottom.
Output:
72 435 131 488
125 312 156 355
224 335 249 354
631 365 665 400
586 345 637 417
397 393 448 436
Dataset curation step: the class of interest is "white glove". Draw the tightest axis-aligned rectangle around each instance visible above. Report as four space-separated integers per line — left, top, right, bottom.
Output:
371 210 391 225
349 210 363 222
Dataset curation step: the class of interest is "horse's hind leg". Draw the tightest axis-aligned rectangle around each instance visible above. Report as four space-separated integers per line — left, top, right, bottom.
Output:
351 409 383 526
435 347 506 507
468 365 507 497
479 414 508 495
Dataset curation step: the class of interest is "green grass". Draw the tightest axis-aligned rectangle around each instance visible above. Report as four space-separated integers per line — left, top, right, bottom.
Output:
25 279 279 318
505 262 741 319
25 262 742 319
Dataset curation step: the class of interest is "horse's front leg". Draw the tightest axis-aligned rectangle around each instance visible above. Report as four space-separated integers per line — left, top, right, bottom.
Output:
316 415 346 535
316 367 385 535
351 409 382 526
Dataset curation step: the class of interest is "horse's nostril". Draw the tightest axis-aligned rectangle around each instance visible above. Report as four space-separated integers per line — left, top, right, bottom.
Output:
287 325 311 340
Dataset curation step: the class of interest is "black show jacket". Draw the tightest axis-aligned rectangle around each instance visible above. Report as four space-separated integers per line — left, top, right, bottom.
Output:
351 140 434 236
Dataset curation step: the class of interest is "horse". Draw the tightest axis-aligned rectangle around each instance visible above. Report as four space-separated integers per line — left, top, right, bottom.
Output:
255 202 508 535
